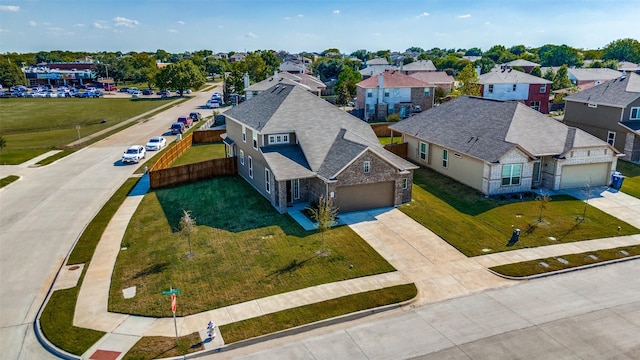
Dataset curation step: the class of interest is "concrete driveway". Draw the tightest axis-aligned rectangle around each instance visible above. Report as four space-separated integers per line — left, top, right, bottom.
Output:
0 85 221 360
341 208 513 307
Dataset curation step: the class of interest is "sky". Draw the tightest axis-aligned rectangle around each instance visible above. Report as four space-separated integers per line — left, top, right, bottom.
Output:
0 0 638 55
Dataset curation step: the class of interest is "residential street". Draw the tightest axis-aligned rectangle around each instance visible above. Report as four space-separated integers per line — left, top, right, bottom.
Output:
0 88 217 360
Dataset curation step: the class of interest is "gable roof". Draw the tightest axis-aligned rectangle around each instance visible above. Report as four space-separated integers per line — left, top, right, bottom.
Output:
357 69 432 89
366 58 389 66
402 60 437 72
564 72 640 108
224 85 416 179
479 68 551 85
409 71 455 84
245 71 326 93
543 67 622 82
502 59 541 68
389 96 613 163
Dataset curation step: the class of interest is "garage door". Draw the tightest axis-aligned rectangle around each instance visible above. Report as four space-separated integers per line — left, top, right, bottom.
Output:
336 181 395 213
560 163 610 189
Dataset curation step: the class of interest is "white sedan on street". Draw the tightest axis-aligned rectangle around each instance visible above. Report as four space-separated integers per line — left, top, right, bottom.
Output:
145 136 167 151
121 145 146 164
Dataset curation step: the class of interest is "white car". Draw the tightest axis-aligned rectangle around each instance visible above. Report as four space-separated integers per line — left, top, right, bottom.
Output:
145 136 167 151
207 99 220 108
121 145 146 164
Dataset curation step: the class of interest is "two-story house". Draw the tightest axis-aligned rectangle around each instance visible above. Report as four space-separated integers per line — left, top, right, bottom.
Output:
359 58 397 79
356 69 435 121
563 72 640 163
478 66 552 113
244 71 326 100
222 84 418 213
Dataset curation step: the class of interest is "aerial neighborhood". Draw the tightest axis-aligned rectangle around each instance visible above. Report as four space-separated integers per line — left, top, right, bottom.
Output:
1 37 640 359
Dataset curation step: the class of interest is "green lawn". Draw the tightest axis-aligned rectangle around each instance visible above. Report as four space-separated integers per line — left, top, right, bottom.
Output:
123 332 203 360
617 160 640 199
109 176 396 317
0 175 19 188
0 98 170 164
400 167 640 257
170 142 225 167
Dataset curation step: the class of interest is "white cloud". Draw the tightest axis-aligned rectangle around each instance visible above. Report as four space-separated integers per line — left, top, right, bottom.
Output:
417 12 429 18
74 23 85 27
0 28 9 32
48 27 64 32
284 16 291 20
0 5 19 12
370 32 381 37
297 14 303 17
245 31 257 38
218 25 224 29
436 32 449 37
457 14 471 19
177 21 185 25
113 16 139 28
28 20 37 27
484 21 491 25
169 29 178 33
92 21 109 29
333 10 340 14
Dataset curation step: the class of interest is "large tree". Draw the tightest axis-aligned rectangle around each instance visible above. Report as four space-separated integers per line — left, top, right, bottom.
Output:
538 44 583 67
552 64 573 90
474 57 496 75
335 66 362 99
0 57 27 86
154 60 206 95
457 63 480 96
313 57 344 81
602 38 640 63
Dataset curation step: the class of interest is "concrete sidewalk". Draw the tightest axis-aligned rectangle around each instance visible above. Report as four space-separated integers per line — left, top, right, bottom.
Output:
66 181 640 359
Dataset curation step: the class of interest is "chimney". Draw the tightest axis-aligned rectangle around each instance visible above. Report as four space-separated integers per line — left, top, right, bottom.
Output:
378 72 385 103
243 73 250 89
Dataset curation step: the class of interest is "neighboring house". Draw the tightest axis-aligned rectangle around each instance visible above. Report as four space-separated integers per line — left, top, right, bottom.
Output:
409 71 456 94
229 52 246 62
245 71 326 100
478 67 552 113
563 72 640 163
618 62 640 74
359 57 397 78
400 60 437 75
542 67 622 86
222 84 418 213
500 59 541 74
389 96 619 196
279 61 307 74
356 69 435 121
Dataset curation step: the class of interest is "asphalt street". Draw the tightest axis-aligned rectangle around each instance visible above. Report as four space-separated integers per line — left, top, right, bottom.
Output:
203 259 640 360
0 88 218 360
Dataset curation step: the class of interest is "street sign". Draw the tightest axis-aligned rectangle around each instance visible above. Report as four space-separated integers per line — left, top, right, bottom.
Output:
171 294 177 313
162 288 181 295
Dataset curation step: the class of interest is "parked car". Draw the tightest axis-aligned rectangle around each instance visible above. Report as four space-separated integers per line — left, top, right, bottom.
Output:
121 145 146 164
206 99 220 108
103 85 117 91
177 116 193 128
127 87 139 94
119 87 130 93
145 136 167 151
142 89 154 95
157 90 170 98
189 112 202 121
170 122 185 135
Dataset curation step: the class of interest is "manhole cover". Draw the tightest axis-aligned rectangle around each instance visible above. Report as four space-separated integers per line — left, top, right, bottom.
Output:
69 265 80 271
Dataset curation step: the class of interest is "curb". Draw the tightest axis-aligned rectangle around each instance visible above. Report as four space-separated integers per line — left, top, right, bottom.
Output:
488 254 640 280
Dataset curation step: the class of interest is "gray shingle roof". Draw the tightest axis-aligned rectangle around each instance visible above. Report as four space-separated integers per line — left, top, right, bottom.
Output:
564 72 640 108
389 96 612 163
261 145 314 181
225 84 415 179
479 68 551 85
402 60 437 72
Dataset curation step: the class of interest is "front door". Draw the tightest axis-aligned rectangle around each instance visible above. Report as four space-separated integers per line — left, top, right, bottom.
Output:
286 181 292 203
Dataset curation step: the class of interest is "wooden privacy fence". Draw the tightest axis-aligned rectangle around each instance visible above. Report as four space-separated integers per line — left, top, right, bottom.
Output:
149 157 237 189
370 123 392 137
193 129 226 144
384 142 408 159
149 132 194 172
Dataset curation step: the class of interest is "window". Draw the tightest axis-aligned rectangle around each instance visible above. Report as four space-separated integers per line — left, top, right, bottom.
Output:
540 85 547 93
240 150 244 165
242 126 246 143
248 156 253 178
512 84 517 91
419 142 427 160
530 101 540 111
442 149 448 168
265 168 271 193
292 179 300 200
367 89 373 98
424 87 430 96
364 161 371 174
393 88 400 97
607 131 616 146
252 131 258 149
488 84 494 93
402 178 408 189
384 89 390 97
501 164 522 186
268 134 289 145
631 107 640 120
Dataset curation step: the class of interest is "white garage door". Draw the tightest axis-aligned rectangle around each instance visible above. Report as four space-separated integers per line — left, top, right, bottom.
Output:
560 163 610 189
336 182 395 213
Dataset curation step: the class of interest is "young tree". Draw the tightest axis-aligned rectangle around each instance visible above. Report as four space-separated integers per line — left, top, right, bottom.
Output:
179 210 197 258
552 64 572 90
308 195 338 256
457 63 481 96
536 191 551 223
530 66 542 77
335 66 362 99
